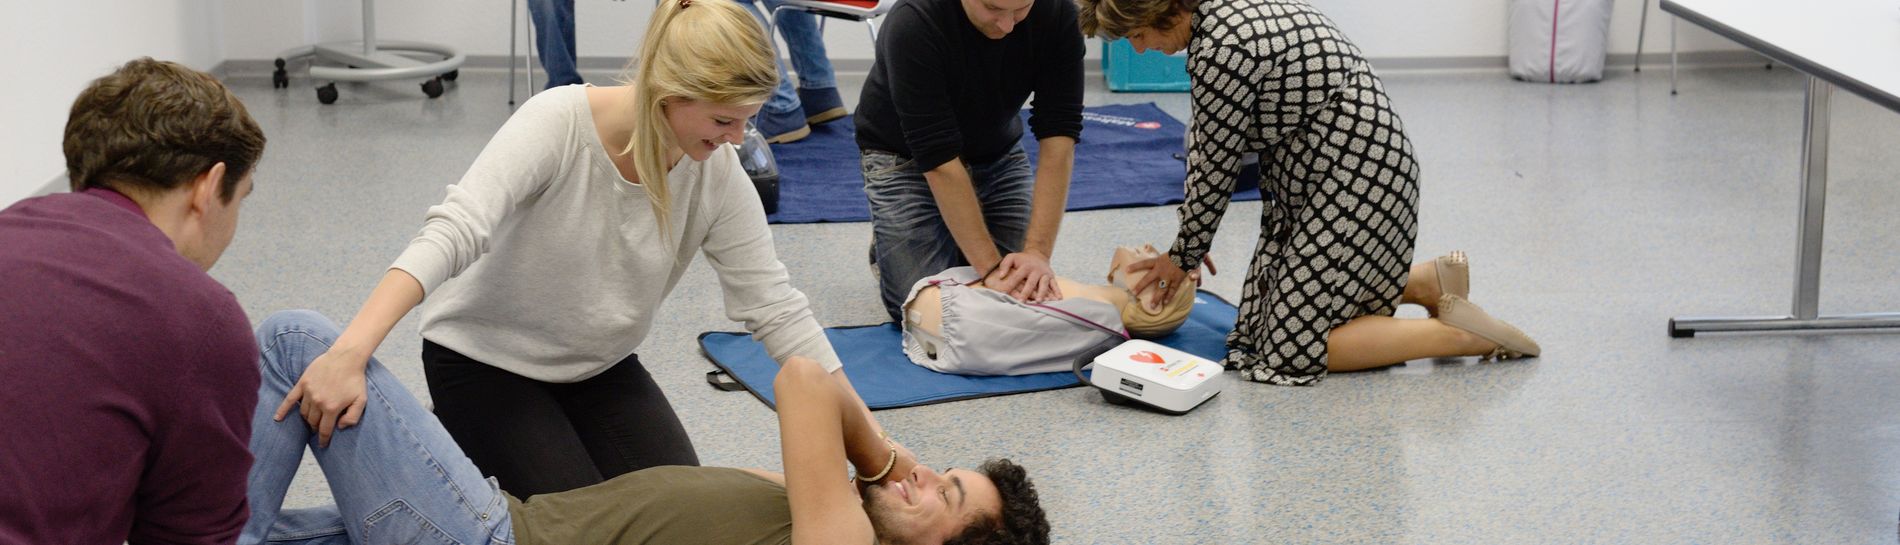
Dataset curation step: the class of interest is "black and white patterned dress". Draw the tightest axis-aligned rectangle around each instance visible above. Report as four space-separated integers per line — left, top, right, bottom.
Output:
1168 0 1420 385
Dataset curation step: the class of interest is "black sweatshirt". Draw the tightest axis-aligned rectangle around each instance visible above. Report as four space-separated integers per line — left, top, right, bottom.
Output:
855 0 1086 171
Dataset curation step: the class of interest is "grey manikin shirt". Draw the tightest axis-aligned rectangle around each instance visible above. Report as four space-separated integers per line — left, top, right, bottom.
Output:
391 85 841 382
901 266 1126 376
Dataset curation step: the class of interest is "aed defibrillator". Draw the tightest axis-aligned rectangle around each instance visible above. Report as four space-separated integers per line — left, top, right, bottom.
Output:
1073 338 1225 415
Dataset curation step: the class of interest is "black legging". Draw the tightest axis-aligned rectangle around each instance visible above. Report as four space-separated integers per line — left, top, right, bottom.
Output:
422 340 698 498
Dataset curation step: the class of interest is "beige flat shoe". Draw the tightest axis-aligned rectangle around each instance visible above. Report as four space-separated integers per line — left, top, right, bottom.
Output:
1438 294 1540 360
1435 251 1469 301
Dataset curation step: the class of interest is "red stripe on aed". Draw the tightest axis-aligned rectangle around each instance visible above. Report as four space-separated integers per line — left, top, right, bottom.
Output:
1548 0 1561 83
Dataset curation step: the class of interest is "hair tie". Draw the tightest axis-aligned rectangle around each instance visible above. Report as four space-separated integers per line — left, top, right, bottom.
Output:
679 0 693 7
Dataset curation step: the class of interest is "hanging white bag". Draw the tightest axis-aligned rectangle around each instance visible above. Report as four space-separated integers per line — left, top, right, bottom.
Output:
1509 0 1616 83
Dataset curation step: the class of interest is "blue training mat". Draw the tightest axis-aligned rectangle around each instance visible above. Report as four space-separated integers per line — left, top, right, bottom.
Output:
699 291 1240 410
763 103 1262 224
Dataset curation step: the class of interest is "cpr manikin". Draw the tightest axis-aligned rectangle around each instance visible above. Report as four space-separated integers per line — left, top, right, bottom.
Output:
900 245 1198 375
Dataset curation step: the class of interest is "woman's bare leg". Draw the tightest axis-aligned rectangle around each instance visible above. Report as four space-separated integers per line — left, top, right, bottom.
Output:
1401 261 1442 311
1403 251 1473 315
1325 315 1496 372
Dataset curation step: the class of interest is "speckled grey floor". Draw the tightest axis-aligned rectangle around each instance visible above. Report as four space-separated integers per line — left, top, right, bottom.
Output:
210 64 1900 544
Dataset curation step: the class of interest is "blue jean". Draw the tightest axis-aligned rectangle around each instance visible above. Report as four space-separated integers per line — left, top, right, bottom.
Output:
864 146 1036 321
241 310 513 545
528 0 582 88
737 0 839 115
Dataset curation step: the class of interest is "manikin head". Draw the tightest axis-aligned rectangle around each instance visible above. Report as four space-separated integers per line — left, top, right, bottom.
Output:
861 458 1050 545
1109 244 1197 338
63 57 265 271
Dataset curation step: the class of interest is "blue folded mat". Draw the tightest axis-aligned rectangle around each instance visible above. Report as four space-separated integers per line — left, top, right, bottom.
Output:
699 291 1240 410
763 103 1262 224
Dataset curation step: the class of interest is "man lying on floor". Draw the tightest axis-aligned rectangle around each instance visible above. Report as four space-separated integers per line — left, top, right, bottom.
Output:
243 310 1050 545
900 245 1201 376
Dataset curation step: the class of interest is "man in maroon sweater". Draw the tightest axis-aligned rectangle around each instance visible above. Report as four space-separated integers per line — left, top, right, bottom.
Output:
0 58 266 545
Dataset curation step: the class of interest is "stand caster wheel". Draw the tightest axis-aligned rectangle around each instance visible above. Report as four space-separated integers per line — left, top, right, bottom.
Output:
421 77 445 98
272 59 288 89
316 83 338 105
1667 319 1694 338
441 69 459 82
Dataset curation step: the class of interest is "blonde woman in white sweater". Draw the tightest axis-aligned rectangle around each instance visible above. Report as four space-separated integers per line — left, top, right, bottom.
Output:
266 0 899 499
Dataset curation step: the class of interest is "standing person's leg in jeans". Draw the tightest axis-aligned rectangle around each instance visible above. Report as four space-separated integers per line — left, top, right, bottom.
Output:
241 310 512 545
527 0 584 88
758 0 846 123
739 0 846 142
864 145 1037 321
423 342 698 498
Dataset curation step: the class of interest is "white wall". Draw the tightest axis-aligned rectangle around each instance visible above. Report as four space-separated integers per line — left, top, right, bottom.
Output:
1312 0 1739 61
216 0 1744 67
0 1 228 206
3 0 1748 207
222 0 673 70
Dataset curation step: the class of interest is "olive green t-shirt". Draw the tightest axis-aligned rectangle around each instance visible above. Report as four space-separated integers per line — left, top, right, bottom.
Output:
508 466 793 545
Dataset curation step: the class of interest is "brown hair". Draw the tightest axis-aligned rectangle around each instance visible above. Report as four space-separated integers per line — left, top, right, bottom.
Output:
64 57 265 203
1075 0 1193 40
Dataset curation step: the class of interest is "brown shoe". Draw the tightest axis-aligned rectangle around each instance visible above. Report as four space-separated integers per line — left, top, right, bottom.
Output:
806 107 848 125
1438 295 1540 360
763 124 811 144
798 87 848 125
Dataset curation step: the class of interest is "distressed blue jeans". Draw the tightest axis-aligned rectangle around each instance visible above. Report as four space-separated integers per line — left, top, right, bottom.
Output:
241 310 514 545
864 146 1035 321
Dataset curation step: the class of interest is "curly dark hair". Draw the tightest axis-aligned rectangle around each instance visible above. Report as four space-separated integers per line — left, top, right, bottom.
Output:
944 458 1050 545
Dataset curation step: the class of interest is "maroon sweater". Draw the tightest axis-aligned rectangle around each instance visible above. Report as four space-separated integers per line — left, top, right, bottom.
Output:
0 189 258 545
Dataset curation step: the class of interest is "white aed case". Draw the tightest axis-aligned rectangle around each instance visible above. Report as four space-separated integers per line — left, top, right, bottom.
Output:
1088 340 1225 415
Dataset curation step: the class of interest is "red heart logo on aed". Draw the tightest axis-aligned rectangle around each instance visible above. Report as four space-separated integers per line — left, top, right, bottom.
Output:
1130 351 1164 364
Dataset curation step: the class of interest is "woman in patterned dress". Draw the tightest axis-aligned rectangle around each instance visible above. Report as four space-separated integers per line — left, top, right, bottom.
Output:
1075 0 1541 385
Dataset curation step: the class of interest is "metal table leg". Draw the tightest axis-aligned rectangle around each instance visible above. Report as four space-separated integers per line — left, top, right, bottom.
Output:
1670 16 1679 95
1669 77 1900 337
1636 0 1651 72
510 0 518 106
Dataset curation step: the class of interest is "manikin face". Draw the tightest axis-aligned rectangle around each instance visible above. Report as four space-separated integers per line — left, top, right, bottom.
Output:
961 0 1035 40
1124 10 1194 56
662 97 763 161
1108 244 1164 291
862 464 1004 544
